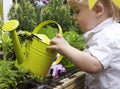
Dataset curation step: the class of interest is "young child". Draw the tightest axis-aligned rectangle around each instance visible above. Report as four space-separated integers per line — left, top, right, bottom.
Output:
48 0 120 89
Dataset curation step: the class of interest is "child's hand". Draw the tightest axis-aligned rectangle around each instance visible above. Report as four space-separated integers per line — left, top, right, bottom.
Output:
48 34 71 55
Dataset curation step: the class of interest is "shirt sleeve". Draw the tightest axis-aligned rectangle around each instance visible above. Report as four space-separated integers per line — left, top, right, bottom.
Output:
86 38 113 69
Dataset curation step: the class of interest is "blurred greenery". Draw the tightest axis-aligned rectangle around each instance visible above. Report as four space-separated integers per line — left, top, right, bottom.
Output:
8 0 40 32
2 32 11 60
0 20 2 42
37 26 58 39
40 0 78 32
8 0 82 33
0 20 2 51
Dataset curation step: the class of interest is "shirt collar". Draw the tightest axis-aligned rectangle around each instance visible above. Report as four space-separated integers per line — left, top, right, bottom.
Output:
83 18 115 42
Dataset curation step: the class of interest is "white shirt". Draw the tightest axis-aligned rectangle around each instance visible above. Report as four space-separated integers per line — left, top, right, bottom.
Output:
84 18 120 89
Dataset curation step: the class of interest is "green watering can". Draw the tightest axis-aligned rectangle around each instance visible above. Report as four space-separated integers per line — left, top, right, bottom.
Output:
2 20 63 76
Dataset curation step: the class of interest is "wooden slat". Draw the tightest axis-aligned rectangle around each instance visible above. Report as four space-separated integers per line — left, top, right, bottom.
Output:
53 71 86 89
74 84 85 89
64 78 85 89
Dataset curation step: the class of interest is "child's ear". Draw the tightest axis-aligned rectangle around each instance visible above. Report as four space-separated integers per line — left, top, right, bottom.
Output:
93 2 104 17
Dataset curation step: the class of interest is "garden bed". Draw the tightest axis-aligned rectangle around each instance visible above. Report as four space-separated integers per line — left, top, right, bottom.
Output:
17 70 86 89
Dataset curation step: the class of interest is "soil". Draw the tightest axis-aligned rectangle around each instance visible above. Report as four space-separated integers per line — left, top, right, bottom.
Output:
17 69 80 89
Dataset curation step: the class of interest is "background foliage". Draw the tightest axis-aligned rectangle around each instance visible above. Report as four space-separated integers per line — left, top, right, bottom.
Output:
8 0 81 33
40 0 77 32
8 0 40 32
0 20 2 51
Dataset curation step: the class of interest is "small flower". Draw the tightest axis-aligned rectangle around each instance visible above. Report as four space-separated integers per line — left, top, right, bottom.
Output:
41 0 49 4
34 0 49 9
49 63 66 79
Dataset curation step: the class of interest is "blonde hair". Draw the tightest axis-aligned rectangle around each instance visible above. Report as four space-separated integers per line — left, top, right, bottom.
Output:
67 0 120 21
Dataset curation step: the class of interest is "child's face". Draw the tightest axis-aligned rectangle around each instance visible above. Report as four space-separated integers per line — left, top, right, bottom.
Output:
71 2 98 32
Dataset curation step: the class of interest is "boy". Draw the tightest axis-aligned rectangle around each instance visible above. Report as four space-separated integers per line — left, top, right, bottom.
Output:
48 0 120 89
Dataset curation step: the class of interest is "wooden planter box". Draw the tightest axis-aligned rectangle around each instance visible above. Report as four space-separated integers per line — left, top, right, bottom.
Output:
16 70 86 89
53 71 86 89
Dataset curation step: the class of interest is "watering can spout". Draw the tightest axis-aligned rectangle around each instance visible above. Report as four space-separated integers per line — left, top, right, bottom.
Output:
2 20 24 64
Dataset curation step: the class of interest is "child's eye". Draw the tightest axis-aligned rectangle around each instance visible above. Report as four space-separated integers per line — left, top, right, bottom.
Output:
74 10 80 14
70 9 80 15
73 10 80 14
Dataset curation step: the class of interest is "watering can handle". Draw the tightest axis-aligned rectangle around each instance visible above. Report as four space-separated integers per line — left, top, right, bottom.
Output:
32 20 63 35
32 20 63 66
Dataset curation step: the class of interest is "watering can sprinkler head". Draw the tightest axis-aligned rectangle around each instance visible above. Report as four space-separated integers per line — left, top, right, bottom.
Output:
2 20 19 32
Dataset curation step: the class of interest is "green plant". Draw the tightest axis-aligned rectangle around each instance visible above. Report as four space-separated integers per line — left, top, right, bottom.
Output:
37 25 58 39
63 30 85 50
2 32 11 60
0 60 17 89
16 66 45 85
0 60 46 89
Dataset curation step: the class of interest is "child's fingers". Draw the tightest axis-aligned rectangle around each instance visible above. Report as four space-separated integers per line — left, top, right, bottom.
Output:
50 37 57 45
50 34 62 45
56 34 62 38
47 34 62 50
47 45 57 50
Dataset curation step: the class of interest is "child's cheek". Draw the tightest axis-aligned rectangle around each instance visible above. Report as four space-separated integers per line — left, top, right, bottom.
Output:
79 19 88 27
